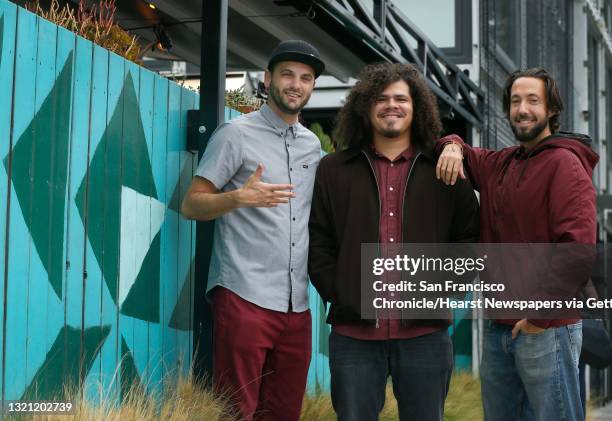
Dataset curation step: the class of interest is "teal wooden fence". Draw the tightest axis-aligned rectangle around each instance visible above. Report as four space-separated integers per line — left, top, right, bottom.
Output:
0 0 199 401
0 0 332 402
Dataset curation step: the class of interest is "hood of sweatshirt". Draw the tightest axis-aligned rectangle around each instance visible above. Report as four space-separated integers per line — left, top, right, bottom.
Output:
500 131 599 187
519 131 599 174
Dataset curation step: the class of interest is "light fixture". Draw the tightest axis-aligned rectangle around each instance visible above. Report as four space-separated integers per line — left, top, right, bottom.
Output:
147 2 156 9
153 24 173 51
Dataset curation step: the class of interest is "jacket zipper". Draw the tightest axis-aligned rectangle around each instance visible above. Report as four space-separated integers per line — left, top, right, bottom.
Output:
402 152 421 215
362 151 382 328
400 152 422 325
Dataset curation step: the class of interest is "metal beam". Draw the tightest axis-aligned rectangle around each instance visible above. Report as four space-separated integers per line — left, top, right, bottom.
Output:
295 0 485 127
373 0 387 39
193 0 228 384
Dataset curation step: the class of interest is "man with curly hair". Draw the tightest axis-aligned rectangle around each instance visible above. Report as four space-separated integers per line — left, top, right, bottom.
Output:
308 62 480 421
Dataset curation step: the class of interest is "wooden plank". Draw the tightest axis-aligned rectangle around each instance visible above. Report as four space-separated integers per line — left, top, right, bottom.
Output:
81 43 109 403
163 83 181 376
65 33 93 392
0 0 17 401
50 26 76 397
117 61 139 396
306 286 319 394
4 5 38 400
98 51 125 402
5 9 38 399
177 89 195 375
23 15 58 398
149 74 169 393
188 90 198 369
132 63 154 386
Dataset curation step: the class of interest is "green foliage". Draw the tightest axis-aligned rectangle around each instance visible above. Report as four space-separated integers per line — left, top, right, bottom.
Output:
309 123 335 154
26 0 141 64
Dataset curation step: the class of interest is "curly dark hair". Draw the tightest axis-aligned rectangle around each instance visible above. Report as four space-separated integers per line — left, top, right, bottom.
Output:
502 67 563 133
333 62 442 151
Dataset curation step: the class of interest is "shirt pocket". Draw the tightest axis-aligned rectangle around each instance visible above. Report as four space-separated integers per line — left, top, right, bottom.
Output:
295 162 318 202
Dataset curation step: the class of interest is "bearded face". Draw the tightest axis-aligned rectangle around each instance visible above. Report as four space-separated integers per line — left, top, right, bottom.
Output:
265 61 315 115
368 80 414 140
508 77 553 144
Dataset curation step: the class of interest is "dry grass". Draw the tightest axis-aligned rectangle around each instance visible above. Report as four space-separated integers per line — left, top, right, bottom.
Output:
12 373 237 421
12 371 597 421
444 372 484 421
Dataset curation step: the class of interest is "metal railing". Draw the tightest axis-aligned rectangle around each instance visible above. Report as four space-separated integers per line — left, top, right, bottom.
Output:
291 0 485 127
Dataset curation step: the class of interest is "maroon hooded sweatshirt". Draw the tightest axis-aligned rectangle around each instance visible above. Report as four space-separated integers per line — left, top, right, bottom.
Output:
437 132 599 328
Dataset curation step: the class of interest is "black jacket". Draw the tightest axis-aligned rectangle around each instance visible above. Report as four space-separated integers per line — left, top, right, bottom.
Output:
308 147 480 325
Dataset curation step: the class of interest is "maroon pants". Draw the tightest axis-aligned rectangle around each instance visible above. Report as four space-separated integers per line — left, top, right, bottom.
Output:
213 288 312 421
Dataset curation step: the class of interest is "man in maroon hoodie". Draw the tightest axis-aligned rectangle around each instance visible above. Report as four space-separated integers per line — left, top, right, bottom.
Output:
435 68 598 421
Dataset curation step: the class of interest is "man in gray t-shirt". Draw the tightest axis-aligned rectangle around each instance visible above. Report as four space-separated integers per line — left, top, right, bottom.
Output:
182 40 324 421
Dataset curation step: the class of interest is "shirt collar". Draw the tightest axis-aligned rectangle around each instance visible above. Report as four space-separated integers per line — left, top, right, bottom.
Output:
260 103 299 139
370 145 413 162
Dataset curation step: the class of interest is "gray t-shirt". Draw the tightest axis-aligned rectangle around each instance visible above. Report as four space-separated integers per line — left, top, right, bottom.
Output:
196 104 321 312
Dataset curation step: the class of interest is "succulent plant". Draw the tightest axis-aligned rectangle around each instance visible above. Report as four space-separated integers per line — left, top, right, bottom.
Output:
224 87 263 114
26 0 141 64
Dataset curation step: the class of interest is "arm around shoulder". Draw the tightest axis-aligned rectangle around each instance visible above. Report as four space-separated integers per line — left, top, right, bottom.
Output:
436 134 502 191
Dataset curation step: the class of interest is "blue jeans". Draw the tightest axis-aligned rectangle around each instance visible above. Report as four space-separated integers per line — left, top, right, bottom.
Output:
329 329 453 421
481 321 583 421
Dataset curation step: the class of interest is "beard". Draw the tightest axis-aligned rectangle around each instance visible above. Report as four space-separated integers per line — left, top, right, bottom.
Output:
510 117 549 143
268 82 311 115
378 127 402 138
374 113 408 139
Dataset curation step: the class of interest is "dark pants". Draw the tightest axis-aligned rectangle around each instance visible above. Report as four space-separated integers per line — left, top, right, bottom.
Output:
329 329 453 421
213 288 312 421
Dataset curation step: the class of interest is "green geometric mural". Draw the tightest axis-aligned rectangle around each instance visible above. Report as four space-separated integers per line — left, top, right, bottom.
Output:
75 72 162 323
169 257 194 330
121 232 161 322
21 325 111 400
120 337 144 400
168 156 192 213
0 0 204 402
3 52 73 300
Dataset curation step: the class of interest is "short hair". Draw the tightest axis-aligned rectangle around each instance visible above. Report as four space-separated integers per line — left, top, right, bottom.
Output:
502 68 564 133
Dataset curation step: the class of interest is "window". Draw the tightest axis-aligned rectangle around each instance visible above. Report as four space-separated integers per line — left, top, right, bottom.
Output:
489 0 521 66
602 0 611 28
395 0 455 47
608 66 612 177
362 0 375 15
390 0 473 63
587 35 600 187
588 36 599 144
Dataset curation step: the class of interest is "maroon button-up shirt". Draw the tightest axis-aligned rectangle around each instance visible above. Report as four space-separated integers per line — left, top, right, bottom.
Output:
334 146 444 340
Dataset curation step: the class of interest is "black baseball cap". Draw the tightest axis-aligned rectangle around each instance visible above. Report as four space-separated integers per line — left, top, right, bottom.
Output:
267 40 325 78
